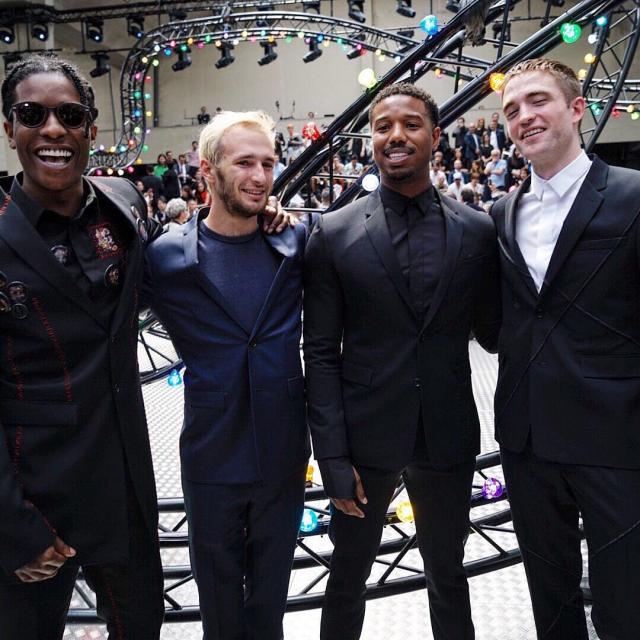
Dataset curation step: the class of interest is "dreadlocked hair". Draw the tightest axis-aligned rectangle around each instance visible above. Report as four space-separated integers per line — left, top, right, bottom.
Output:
1 53 96 120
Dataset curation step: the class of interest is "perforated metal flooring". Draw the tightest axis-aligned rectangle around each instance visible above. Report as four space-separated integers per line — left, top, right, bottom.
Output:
64 341 599 639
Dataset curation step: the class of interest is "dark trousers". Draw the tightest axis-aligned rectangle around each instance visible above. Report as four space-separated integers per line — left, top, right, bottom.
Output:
0 492 164 640
501 447 640 640
183 468 306 640
320 452 475 640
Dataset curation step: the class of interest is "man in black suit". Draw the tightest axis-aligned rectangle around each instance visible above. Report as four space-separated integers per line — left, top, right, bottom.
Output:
463 121 481 164
0 54 163 639
304 83 501 640
492 58 640 639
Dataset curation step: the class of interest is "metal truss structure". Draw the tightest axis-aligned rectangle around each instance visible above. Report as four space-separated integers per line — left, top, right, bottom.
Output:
274 0 640 208
63 0 639 624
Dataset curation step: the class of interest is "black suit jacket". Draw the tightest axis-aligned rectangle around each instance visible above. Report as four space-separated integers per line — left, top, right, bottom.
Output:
491 156 640 468
303 189 500 491
0 177 158 575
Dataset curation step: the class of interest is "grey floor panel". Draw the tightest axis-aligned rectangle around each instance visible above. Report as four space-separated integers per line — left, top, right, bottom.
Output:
64 340 599 639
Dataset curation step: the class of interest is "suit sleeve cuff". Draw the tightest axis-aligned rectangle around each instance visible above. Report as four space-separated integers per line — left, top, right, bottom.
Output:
318 458 356 499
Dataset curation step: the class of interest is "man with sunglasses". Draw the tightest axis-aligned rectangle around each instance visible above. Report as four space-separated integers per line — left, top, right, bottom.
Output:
0 54 164 639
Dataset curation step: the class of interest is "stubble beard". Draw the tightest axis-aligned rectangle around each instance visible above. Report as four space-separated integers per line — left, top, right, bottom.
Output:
215 169 267 219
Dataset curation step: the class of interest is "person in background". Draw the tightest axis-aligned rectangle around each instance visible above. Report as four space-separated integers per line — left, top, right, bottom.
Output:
164 197 191 231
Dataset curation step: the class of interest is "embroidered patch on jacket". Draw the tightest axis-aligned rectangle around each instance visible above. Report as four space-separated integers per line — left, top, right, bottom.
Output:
88 223 124 259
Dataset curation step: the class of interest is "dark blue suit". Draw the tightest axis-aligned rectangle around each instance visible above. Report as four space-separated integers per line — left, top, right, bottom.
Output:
143 212 310 639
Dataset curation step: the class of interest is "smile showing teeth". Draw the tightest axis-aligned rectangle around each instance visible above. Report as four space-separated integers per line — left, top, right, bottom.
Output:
242 189 264 196
36 148 73 162
522 128 544 140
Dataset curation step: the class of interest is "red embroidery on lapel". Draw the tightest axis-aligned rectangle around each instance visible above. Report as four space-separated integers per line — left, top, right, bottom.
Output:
32 297 73 402
0 194 11 216
88 222 124 259
5 336 24 401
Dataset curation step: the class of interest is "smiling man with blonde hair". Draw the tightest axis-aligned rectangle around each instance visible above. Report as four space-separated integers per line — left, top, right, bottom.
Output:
143 109 309 640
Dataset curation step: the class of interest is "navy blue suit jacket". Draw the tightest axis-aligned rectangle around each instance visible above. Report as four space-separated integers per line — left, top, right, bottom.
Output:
143 213 310 484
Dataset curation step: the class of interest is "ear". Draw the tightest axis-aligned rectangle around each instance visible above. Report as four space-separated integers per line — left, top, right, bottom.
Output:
432 126 441 150
200 157 216 189
571 95 586 125
3 120 16 150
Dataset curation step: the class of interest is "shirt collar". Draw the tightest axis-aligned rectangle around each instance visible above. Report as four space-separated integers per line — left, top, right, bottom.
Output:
379 183 434 216
529 151 591 201
10 173 97 227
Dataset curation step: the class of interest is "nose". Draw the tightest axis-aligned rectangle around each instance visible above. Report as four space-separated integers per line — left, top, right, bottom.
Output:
40 109 66 139
517 104 534 128
387 121 406 144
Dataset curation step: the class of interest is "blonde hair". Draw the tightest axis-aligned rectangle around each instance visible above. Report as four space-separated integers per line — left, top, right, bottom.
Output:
502 58 581 106
199 110 276 166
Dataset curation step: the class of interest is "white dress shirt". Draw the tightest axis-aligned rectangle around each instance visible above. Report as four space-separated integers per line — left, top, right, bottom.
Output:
516 151 592 292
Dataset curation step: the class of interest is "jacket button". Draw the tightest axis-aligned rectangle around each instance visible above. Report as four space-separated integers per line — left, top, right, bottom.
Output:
249 340 257 348
414 378 421 389
114 384 120 393
535 308 544 319
513 301 521 309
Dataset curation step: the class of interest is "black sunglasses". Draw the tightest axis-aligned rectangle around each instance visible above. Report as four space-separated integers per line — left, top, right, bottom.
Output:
9 101 98 129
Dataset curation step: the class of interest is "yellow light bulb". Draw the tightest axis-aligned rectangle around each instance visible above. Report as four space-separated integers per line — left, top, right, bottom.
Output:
396 500 414 523
489 72 506 92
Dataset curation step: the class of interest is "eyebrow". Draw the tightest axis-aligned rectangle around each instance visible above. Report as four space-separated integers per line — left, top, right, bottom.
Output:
503 90 551 113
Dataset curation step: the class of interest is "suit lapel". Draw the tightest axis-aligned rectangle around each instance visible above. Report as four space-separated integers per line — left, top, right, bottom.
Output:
182 214 250 333
364 191 417 319
96 185 143 332
421 196 463 332
504 179 538 297
248 225 300 339
0 196 105 328
538 158 607 299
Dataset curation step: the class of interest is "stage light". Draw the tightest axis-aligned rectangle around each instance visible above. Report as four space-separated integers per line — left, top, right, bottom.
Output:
85 18 104 44
482 478 503 499
167 369 182 386
632 112 640 121
348 1 366 23
303 39 322 63
595 15 608 27
89 53 110 78
346 44 364 59
578 68 587 80
172 47 192 71
31 22 49 42
396 1 416 18
215 42 235 69
358 67 376 89
257 2 274 28
445 0 460 13
489 72 506 92
168 10 188 21
549 0 565 6
560 22 581 43
258 41 277 66
396 501 414 523
362 174 379 191
590 103 602 116
584 53 596 64
397 28 415 38
627 104 636 114
127 15 145 39
419 15 439 36
300 508 319 533
492 21 511 44
0 24 15 45
303 1 321 12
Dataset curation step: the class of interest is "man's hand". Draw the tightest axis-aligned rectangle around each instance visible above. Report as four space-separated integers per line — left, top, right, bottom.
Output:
14 537 76 583
330 466 368 518
263 195 297 234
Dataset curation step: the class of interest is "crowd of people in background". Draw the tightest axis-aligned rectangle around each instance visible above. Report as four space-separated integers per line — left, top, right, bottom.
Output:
132 109 530 226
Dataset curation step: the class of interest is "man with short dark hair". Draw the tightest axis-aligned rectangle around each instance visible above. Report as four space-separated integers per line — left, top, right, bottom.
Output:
493 57 640 639
304 82 500 640
0 53 163 640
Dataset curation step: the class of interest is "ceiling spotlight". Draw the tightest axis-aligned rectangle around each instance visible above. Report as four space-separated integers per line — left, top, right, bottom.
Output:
85 18 104 43
303 38 323 63
397 28 415 38
492 21 511 45
31 22 49 42
348 1 366 23
0 24 15 45
303 1 321 12
549 0 565 6
445 0 460 12
396 1 416 18
258 41 278 66
127 15 145 39
172 47 192 71
168 10 188 21
215 42 235 69
257 1 275 27
90 53 110 78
